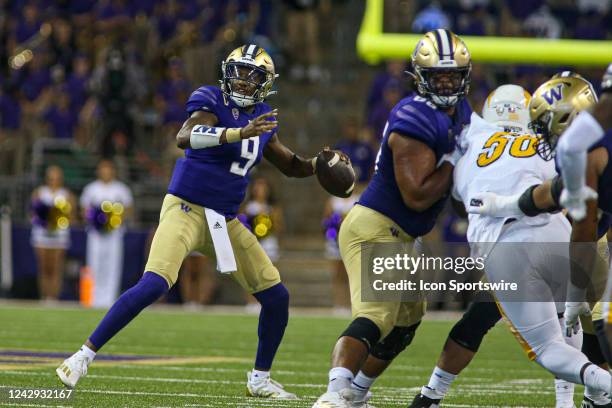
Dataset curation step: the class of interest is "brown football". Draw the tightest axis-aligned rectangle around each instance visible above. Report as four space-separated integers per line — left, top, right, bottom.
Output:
316 150 356 198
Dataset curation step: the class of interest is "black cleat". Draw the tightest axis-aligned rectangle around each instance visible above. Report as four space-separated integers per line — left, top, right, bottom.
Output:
581 396 612 408
408 394 441 408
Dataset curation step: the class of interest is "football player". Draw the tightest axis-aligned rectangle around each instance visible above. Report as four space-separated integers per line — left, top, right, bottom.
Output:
312 29 472 408
467 73 612 406
409 84 609 408
56 44 348 399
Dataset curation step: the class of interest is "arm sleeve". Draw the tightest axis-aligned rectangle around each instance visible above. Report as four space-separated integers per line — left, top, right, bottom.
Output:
557 111 605 193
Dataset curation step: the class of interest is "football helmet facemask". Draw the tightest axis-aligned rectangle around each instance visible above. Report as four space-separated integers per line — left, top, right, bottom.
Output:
220 44 277 108
410 29 472 108
529 71 598 161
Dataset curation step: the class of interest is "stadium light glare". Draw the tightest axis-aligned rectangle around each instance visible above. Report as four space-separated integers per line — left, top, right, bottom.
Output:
357 0 612 66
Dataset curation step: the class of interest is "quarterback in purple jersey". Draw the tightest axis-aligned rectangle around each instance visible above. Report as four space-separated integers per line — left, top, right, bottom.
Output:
312 29 473 408
57 44 348 399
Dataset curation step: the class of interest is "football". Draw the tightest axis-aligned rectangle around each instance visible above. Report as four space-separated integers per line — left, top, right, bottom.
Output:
315 150 356 198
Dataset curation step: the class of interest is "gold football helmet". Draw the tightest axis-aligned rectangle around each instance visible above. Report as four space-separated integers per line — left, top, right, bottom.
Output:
410 29 471 108
529 71 598 160
220 44 277 107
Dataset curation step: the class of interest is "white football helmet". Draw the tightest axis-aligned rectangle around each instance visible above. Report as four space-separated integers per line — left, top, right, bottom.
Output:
482 84 531 132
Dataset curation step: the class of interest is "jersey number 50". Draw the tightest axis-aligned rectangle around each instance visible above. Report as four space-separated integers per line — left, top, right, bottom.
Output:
477 132 539 167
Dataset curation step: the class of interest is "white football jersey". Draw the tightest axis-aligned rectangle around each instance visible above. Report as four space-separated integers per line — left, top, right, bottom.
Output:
453 113 557 244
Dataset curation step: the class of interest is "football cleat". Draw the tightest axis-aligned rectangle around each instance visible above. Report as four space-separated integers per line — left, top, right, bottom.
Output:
312 389 376 408
312 390 352 408
246 372 297 399
581 396 612 408
408 393 441 408
56 352 92 388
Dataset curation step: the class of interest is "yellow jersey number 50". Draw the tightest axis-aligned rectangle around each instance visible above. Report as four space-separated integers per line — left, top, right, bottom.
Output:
476 132 539 167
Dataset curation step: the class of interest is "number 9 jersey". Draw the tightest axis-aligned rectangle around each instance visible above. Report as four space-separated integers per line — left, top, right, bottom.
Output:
168 85 276 218
452 113 557 243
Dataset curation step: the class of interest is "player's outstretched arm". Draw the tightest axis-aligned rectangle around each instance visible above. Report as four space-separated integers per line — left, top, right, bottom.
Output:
389 132 453 212
176 110 278 149
263 134 316 178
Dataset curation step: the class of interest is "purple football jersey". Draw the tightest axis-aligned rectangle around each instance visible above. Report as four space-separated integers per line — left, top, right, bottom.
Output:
359 93 472 237
167 86 275 218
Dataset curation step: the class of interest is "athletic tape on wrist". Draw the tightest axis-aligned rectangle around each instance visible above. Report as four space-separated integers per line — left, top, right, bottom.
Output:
190 125 224 149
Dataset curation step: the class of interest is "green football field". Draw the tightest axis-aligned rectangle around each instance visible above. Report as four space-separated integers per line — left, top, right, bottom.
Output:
0 304 577 407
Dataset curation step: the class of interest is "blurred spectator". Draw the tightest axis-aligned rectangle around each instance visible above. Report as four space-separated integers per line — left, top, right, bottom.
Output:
322 186 363 315
156 57 191 102
42 90 78 140
411 1 451 33
456 4 493 36
65 53 92 110
366 60 409 122
367 79 404 143
31 165 76 302
0 86 25 175
241 176 283 313
48 18 76 74
573 11 607 40
504 0 545 20
242 177 283 263
179 254 217 309
95 0 131 35
11 3 42 45
523 5 562 38
21 51 51 104
91 47 146 157
577 0 610 14
333 118 376 184
283 0 322 82
80 159 134 308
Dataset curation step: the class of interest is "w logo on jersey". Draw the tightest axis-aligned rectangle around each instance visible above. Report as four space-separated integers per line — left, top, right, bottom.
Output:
542 84 564 105
180 203 192 213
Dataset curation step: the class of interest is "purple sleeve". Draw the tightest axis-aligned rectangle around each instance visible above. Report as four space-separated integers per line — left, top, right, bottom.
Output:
387 103 438 149
185 86 219 116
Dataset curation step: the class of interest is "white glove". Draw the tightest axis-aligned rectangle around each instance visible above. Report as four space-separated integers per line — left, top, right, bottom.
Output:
437 148 463 168
467 192 523 218
564 301 591 337
560 186 598 222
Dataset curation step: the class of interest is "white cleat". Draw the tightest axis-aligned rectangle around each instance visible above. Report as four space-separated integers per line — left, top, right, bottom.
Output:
312 391 351 408
246 372 298 399
56 352 92 388
312 389 365 408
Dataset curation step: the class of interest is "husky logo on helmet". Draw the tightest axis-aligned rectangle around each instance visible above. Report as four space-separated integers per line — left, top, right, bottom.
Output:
410 29 472 108
529 71 598 160
542 84 564 105
220 44 278 108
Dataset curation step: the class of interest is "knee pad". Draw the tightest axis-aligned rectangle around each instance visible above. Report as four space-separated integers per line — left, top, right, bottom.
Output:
449 298 502 352
370 321 421 361
254 283 289 309
341 317 381 351
593 319 612 366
